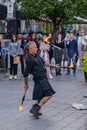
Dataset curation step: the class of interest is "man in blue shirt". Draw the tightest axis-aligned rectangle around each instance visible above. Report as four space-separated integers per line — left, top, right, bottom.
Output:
65 32 78 76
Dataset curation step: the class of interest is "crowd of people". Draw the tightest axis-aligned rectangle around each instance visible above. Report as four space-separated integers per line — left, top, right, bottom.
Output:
0 29 87 119
0 29 87 81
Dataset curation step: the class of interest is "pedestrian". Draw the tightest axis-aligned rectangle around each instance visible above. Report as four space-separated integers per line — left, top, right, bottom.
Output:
23 41 60 119
36 33 43 55
78 29 85 68
17 33 25 76
54 34 64 75
40 35 53 79
65 32 78 76
8 34 20 80
0 34 7 77
81 35 87 82
63 33 70 68
26 31 36 43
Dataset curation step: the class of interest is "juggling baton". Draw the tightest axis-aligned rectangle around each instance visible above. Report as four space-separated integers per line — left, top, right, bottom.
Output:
21 90 27 105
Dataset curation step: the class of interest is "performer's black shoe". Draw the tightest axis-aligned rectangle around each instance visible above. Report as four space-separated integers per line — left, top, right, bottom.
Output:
30 104 41 119
32 104 42 116
38 111 42 116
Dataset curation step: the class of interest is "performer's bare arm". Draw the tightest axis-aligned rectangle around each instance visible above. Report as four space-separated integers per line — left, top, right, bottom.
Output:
45 62 60 68
24 77 28 84
24 77 29 90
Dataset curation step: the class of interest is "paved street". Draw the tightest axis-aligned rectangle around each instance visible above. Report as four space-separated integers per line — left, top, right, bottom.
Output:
0 68 87 130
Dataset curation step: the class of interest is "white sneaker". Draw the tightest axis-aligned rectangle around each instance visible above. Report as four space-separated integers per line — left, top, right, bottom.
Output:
4 73 8 77
48 74 53 79
5 73 9 77
14 75 17 80
9 75 13 80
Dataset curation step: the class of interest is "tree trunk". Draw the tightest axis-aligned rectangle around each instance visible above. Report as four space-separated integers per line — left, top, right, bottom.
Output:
52 19 61 41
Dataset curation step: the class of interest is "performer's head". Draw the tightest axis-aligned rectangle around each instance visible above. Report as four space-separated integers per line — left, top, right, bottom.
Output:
25 41 37 55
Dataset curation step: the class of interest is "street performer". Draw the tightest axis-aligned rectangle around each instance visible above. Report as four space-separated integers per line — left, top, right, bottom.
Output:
23 41 60 119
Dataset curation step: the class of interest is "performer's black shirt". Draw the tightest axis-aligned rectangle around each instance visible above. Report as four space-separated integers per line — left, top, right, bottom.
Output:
23 54 47 81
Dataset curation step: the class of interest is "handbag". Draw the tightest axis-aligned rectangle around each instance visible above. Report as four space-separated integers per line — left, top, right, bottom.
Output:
13 56 20 64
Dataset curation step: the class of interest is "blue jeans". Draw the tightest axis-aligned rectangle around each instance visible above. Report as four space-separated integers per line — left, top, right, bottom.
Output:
67 56 77 75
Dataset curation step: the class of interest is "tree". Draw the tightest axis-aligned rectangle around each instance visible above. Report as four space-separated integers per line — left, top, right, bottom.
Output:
17 0 87 36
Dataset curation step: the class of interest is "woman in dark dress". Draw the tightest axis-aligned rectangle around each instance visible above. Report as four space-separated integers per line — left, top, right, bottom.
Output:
54 34 64 75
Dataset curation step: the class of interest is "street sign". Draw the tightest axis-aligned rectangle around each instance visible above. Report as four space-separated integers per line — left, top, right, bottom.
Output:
7 2 14 13
7 13 13 19
7 2 14 19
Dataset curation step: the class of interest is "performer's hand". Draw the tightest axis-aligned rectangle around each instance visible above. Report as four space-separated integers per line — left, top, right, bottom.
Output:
24 84 29 91
54 64 61 68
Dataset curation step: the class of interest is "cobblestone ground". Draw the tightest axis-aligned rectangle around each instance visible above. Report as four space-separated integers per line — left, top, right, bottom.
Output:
0 68 87 130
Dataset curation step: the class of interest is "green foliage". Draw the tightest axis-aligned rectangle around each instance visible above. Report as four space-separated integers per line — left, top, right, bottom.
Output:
82 54 87 72
18 0 87 31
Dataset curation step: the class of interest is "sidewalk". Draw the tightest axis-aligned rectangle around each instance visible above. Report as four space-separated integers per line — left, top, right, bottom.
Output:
0 69 87 130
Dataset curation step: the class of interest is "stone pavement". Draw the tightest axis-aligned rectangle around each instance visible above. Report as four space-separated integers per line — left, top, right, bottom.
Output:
0 69 87 130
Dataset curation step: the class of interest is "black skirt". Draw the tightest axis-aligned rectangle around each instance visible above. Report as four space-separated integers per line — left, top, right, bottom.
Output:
33 79 55 100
